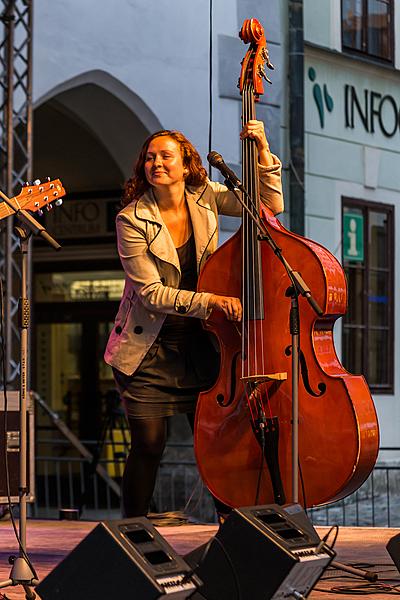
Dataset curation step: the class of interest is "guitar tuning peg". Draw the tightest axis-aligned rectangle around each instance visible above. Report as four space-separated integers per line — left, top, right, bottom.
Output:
37 209 43 217
55 199 63 207
33 179 41 185
46 203 53 211
46 176 51 182
24 181 30 186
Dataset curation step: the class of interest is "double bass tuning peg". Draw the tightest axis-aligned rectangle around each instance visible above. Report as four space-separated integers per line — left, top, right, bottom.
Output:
261 47 274 70
258 64 272 84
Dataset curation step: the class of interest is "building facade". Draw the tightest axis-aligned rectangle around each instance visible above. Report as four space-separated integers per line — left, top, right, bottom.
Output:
304 0 400 449
30 0 398 460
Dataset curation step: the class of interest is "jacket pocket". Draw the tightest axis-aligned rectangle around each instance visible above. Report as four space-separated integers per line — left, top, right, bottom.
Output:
114 295 136 334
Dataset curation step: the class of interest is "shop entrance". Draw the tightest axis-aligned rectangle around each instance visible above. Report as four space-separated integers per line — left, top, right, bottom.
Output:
33 270 123 441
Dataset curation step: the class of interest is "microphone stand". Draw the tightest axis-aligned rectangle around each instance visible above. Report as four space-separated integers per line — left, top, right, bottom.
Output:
222 174 377 584
0 189 61 599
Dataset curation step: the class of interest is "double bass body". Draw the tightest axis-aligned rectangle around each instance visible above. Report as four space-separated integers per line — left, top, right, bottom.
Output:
194 206 379 509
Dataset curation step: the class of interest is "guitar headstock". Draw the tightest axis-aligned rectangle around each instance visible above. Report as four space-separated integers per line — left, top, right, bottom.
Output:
13 179 66 215
239 18 274 101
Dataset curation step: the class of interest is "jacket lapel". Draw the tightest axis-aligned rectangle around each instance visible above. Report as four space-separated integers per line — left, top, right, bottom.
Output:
186 186 217 271
135 190 180 272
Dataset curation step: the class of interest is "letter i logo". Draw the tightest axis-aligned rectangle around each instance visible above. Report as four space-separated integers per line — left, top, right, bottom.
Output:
347 218 358 256
308 67 334 128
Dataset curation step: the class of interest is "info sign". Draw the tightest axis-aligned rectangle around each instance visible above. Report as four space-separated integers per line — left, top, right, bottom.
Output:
343 213 364 262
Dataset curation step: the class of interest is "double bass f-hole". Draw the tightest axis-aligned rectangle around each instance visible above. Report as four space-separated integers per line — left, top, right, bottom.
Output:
216 350 242 407
285 345 327 398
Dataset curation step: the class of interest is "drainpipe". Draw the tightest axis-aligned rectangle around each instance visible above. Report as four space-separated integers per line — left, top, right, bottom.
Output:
289 0 305 235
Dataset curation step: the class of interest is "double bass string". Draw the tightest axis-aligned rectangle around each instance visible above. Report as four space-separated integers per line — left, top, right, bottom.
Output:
242 83 267 383
242 80 272 452
243 84 254 380
242 85 254 381
251 89 267 382
241 85 248 379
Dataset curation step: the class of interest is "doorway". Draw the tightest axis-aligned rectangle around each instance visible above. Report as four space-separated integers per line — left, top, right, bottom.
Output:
33 269 122 441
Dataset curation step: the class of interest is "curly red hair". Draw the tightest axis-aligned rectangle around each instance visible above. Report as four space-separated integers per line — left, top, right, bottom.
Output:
121 130 208 208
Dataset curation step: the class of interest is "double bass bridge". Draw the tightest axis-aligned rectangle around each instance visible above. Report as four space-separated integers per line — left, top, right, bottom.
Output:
241 372 287 383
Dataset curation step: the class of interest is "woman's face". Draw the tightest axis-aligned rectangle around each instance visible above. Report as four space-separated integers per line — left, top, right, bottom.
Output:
144 136 186 189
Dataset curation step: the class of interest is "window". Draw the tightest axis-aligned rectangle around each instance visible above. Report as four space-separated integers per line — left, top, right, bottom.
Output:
342 0 394 63
342 199 394 393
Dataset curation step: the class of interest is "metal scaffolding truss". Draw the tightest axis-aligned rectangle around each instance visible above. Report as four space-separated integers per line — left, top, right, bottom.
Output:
0 0 32 384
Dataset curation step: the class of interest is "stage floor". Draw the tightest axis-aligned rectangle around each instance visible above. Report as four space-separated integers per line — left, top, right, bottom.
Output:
0 520 399 599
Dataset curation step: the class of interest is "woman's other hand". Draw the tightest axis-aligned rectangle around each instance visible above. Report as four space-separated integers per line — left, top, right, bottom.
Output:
208 295 242 321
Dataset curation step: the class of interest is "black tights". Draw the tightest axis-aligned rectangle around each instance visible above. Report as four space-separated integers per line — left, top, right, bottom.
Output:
122 414 229 518
122 416 168 517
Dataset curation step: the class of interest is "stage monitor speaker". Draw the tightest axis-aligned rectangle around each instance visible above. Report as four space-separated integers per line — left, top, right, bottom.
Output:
185 504 335 600
36 517 201 599
387 532 400 573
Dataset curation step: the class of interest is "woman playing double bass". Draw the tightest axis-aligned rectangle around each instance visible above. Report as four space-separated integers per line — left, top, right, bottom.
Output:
104 120 284 518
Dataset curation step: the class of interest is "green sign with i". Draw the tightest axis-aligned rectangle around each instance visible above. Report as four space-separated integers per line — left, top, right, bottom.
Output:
343 213 364 262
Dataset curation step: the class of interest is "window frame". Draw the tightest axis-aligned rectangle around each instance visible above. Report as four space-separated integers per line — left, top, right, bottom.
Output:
341 0 395 65
342 196 394 394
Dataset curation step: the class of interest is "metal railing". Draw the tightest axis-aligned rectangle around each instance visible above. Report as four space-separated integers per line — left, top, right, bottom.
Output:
309 449 400 527
31 437 216 522
30 439 400 526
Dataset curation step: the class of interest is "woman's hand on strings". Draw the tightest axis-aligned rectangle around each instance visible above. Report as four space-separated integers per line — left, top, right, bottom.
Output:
240 119 268 152
240 120 273 167
209 295 242 321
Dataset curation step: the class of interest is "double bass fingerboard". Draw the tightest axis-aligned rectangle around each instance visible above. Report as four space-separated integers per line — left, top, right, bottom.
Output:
242 81 265 323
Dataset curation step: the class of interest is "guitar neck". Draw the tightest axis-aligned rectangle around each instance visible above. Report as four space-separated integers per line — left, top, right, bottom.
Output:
0 195 20 221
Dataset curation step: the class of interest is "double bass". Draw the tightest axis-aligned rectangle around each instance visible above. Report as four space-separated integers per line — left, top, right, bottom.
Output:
194 18 379 509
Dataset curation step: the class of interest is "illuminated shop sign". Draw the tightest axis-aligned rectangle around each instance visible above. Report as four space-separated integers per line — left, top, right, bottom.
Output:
44 196 119 239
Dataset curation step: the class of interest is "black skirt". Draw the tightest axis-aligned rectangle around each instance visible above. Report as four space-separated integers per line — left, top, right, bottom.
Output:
113 320 219 418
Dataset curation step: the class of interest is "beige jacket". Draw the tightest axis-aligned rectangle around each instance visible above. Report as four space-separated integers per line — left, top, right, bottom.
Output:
104 158 283 375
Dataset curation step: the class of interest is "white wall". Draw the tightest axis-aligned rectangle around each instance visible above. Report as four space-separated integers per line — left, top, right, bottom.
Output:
304 0 341 51
33 0 248 166
34 0 286 178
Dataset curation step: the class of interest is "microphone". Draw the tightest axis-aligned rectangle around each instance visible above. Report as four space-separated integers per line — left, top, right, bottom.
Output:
207 151 243 190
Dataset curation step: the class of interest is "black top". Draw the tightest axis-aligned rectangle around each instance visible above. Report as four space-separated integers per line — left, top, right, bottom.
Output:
159 233 198 343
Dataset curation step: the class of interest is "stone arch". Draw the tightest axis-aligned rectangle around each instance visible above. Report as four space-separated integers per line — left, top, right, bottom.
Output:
33 70 163 189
